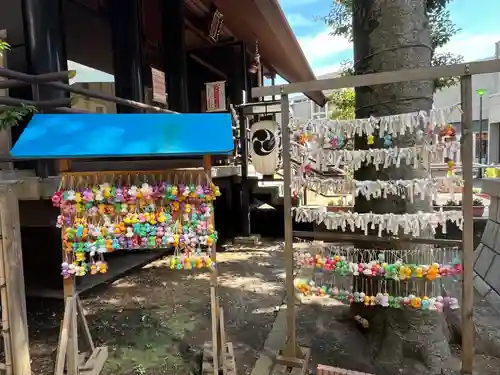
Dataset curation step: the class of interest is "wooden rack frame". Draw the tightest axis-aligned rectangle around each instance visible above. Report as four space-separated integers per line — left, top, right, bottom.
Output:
251 58 500 375
0 183 31 375
0 53 234 374
55 156 234 375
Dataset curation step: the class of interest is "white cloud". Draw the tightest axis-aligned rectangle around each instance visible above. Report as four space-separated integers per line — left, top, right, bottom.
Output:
298 29 352 61
436 33 500 61
300 32 500 79
286 13 315 27
314 64 342 77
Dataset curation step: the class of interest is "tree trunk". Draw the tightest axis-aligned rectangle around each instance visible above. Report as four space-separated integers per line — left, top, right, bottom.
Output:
351 0 452 374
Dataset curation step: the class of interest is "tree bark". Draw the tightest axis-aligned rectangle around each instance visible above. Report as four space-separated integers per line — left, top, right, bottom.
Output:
351 1 452 373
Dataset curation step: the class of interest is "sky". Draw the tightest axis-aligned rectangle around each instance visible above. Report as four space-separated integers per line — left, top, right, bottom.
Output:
70 0 500 84
280 0 500 79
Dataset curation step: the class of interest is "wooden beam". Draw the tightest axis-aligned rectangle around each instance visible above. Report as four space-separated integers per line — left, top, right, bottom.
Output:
0 184 31 375
0 97 71 108
189 54 228 80
0 71 76 90
76 297 95 353
251 58 500 97
460 74 474 375
280 94 304 361
293 231 463 246
54 298 73 375
0 67 177 114
184 5 225 47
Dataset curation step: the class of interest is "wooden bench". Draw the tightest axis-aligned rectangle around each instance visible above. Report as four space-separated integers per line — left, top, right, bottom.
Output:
317 364 374 375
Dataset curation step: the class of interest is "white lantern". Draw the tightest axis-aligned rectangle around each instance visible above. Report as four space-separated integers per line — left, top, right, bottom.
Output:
250 120 279 175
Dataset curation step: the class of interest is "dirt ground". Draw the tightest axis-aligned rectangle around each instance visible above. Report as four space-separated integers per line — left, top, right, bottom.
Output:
25 239 500 375
27 241 286 375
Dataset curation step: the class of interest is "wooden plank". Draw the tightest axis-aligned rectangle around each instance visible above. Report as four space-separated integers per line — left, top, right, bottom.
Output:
79 347 108 375
220 308 228 375
203 341 236 375
54 298 73 375
202 342 215 375
460 76 474 374
0 185 31 375
76 296 95 352
272 347 310 375
204 154 222 371
251 58 500 97
316 365 375 375
209 287 219 373
279 94 303 360
293 231 463 246
219 308 226 353
59 159 79 375
0 190 13 375
224 342 236 375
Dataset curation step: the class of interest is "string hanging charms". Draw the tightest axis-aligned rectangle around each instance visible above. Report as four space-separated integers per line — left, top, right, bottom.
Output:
293 207 463 236
52 170 222 277
292 173 463 202
293 245 461 311
297 104 459 139
290 104 464 313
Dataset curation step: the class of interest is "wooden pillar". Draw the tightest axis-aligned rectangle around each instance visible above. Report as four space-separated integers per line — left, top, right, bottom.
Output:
58 160 78 375
162 0 189 112
109 0 145 112
0 184 31 375
203 155 223 370
460 74 474 375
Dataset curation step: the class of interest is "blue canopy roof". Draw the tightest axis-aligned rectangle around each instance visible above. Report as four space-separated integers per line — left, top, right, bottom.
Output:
10 113 234 159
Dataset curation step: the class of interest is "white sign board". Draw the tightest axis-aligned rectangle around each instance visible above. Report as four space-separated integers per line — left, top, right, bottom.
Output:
205 81 226 112
151 67 166 104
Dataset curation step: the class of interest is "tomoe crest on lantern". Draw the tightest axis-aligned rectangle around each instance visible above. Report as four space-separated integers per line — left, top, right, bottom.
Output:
250 120 279 175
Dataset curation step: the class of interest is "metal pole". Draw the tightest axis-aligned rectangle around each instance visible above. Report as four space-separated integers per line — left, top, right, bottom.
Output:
478 95 483 178
239 106 251 237
280 93 303 360
460 74 474 375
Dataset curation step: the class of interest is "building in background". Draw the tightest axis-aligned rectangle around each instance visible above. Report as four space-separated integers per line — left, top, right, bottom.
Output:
434 40 500 164
71 82 116 113
288 72 339 120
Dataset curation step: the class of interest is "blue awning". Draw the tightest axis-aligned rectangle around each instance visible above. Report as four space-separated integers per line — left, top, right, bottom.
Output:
11 113 234 159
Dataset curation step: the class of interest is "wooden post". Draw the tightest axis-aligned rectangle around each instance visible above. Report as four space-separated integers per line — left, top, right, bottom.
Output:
279 93 303 362
59 160 79 375
203 155 222 371
460 74 474 375
0 184 31 375
0 187 13 375
54 297 73 375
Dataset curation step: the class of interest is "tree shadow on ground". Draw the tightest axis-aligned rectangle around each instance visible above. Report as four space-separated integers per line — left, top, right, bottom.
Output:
26 242 286 375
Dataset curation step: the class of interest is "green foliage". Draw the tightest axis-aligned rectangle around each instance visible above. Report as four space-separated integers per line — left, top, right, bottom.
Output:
323 0 462 91
328 88 355 120
0 40 37 131
0 104 37 131
0 40 10 53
